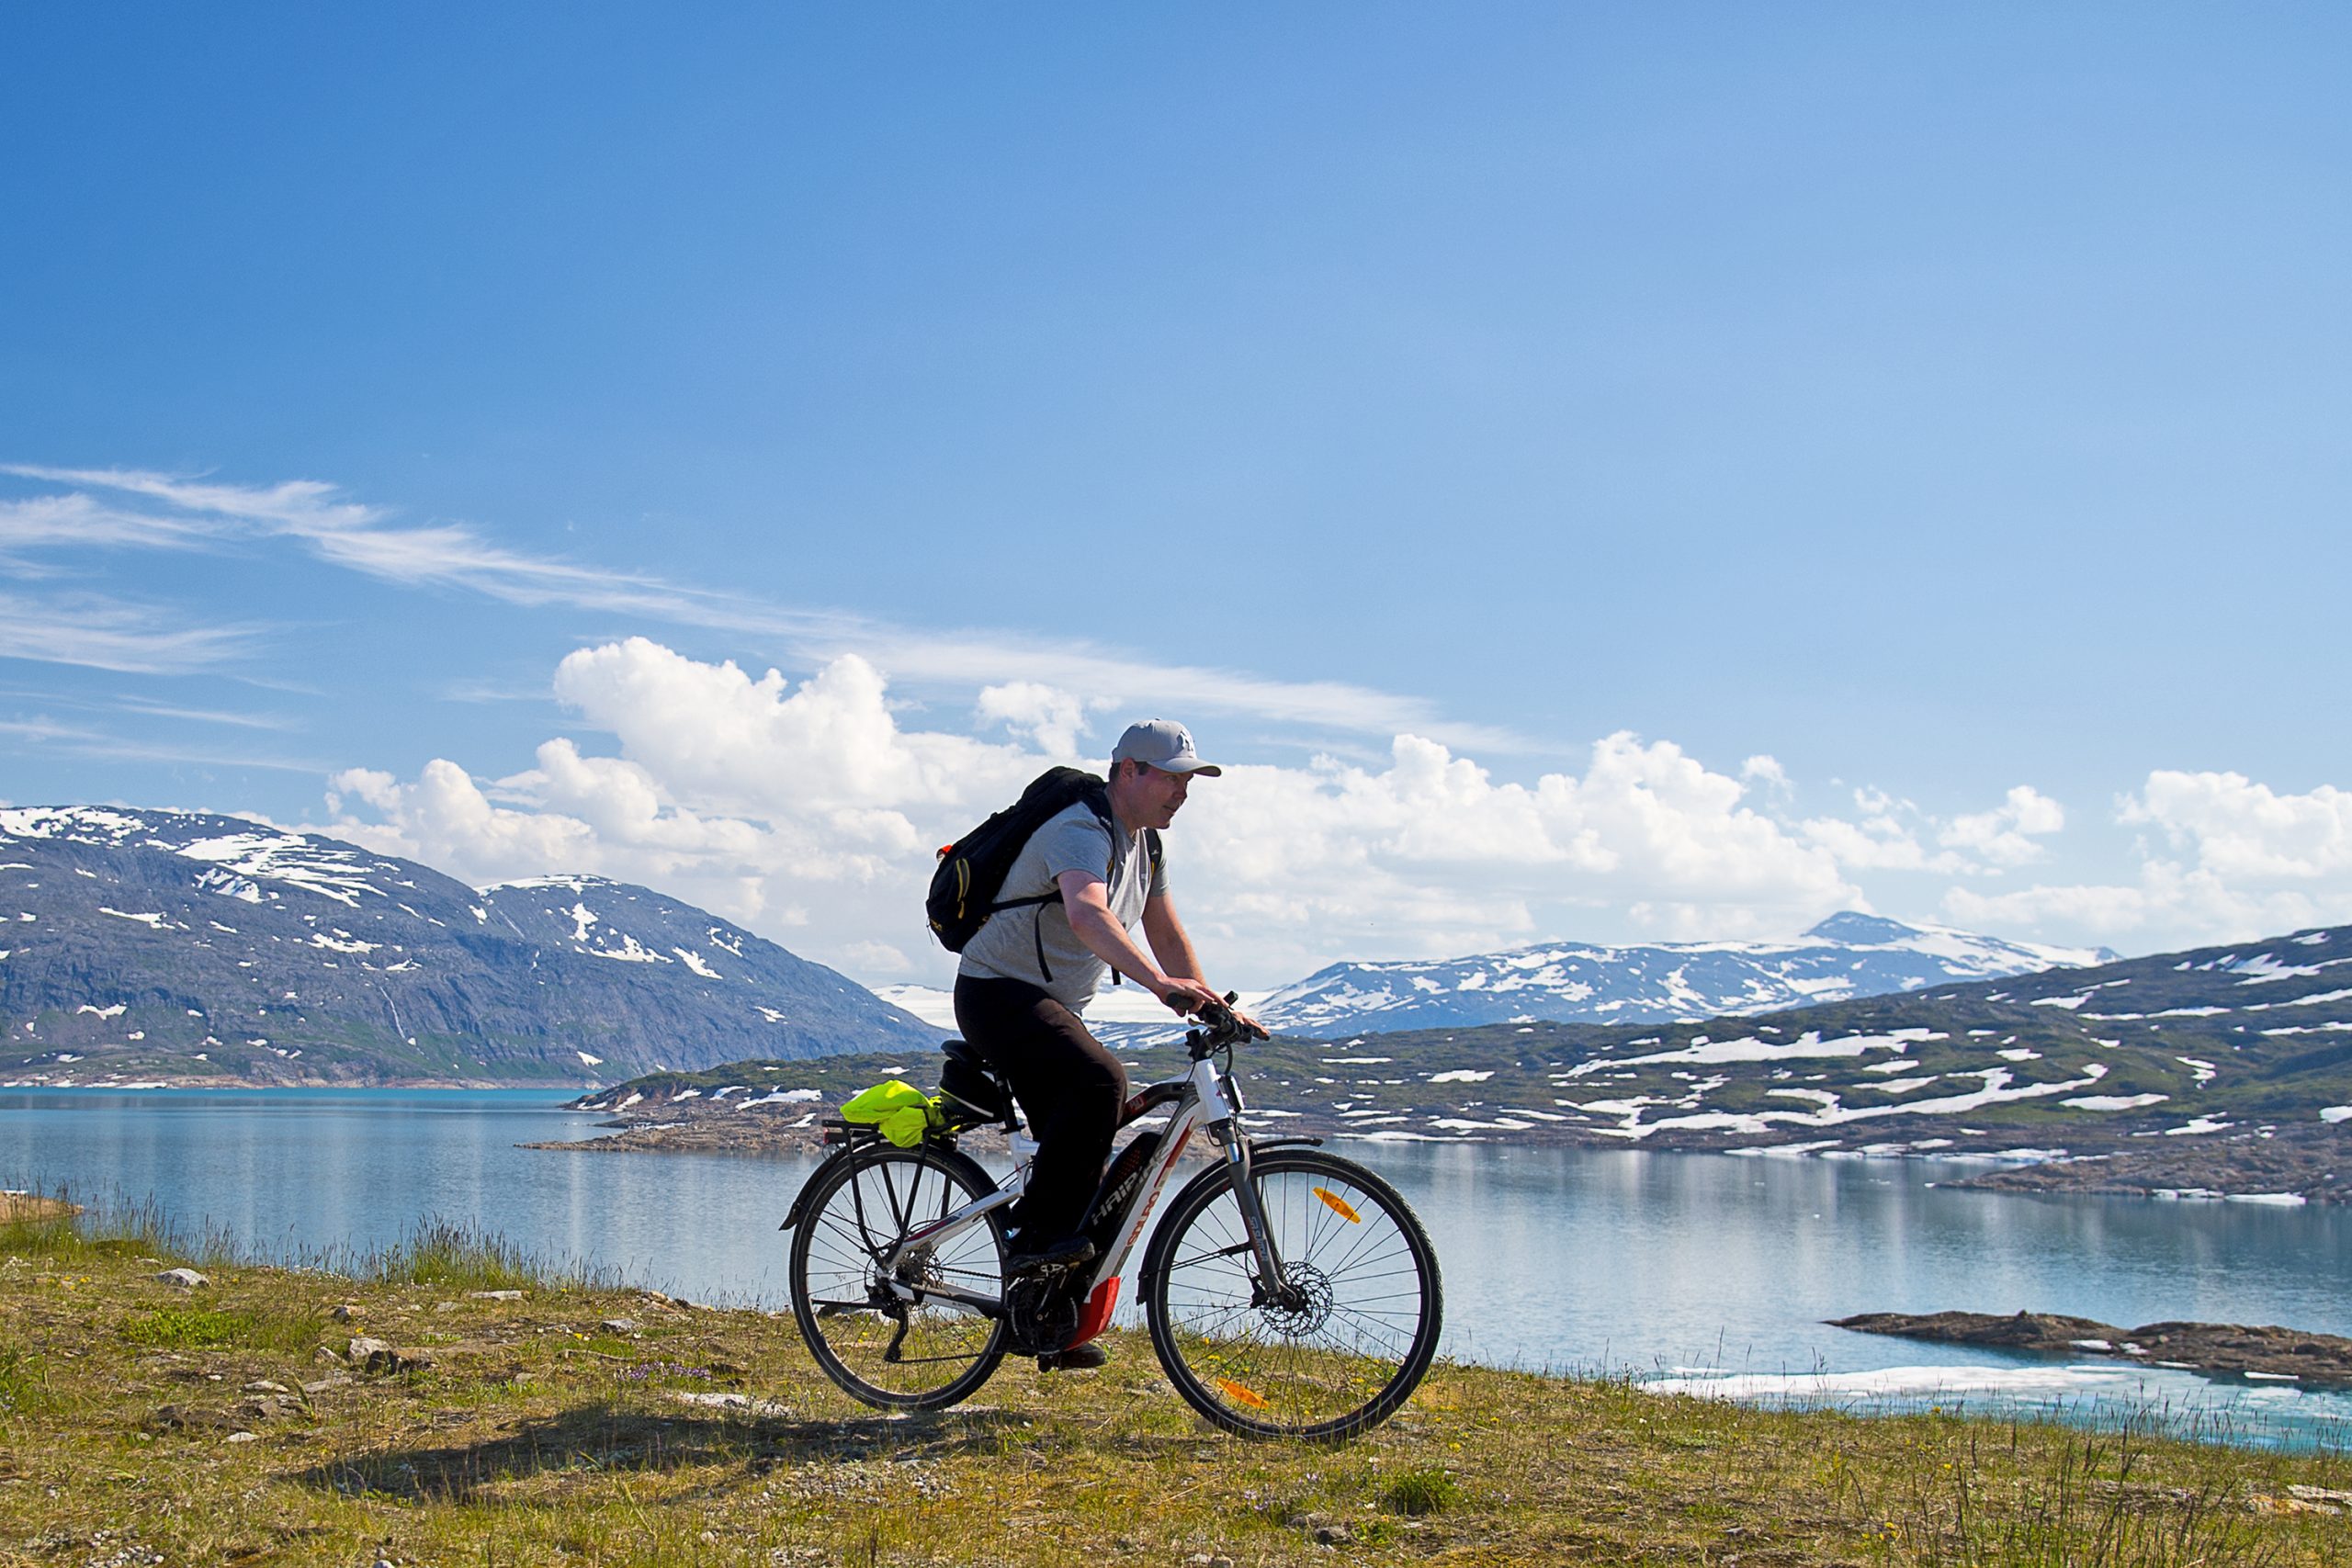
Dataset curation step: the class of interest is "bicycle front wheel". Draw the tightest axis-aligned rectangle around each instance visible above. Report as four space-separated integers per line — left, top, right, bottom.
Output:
1143 1147 1442 1439
787 1143 1011 1410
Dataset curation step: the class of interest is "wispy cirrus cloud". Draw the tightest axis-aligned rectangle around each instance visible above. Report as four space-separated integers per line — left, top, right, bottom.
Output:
0 710 322 773
113 698 298 731
3 463 732 617
1 463 1524 749
0 590 261 675
0 491 220 575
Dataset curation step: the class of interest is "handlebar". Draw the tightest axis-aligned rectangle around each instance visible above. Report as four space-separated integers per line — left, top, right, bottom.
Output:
1182 990 1269 1050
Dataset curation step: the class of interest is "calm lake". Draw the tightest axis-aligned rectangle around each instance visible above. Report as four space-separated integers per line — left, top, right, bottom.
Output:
6 1088 2347 1450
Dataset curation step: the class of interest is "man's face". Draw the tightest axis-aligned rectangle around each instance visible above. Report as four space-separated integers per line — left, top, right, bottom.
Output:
1128 761 1192 829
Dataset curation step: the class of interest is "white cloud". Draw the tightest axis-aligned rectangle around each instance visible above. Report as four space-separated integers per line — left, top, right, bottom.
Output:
323 640 1865 985
1798 783 2064 877
0 465 1522 750
0 590 259 674
1944 771 2352 949
2124 771 2352 882
4 463 739 625
976 682 1099 759
1799 787 1959 874
1939 784 2064 869
0 491 218 570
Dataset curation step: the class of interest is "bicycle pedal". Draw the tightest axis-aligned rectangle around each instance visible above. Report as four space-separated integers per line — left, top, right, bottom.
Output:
1036 1343 1108 1373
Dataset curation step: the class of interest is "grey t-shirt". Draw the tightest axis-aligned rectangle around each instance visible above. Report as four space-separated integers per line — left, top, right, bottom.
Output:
956 800 1169 1012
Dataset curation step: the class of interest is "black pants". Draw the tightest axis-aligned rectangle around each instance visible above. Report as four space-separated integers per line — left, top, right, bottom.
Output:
952 974 1128 1247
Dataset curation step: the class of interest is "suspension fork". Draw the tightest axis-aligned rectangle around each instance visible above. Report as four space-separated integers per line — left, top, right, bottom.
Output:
1210 1123 1295 1303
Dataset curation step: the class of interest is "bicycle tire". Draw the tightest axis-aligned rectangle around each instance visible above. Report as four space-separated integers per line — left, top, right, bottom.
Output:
787 1142 1011 1410
1142 1147 1442 1440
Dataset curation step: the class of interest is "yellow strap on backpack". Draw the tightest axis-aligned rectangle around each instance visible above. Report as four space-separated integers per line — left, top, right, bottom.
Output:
839 1078 945 1148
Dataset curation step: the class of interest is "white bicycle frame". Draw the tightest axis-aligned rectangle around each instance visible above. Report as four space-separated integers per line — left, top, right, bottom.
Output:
876 1048 1288 1341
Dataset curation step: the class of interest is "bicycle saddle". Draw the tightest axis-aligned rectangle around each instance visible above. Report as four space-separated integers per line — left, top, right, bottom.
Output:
936 1037 1014 1126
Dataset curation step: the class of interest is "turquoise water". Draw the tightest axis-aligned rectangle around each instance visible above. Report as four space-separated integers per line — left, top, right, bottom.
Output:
5 1087 2346 1449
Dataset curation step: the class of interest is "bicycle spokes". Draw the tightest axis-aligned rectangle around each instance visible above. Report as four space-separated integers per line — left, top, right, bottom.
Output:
1146 1149 1442 1439
789 1145 1012 1410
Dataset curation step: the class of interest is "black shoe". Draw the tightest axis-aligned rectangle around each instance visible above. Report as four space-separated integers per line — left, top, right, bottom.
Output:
1037 1342 1108 1372
1006 1235 1096 1276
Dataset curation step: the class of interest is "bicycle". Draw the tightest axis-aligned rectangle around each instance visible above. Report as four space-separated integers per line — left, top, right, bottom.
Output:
782 998 1443 1440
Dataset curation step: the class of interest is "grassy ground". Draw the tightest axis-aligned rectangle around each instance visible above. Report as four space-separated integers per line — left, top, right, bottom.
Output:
3 1210 2347 1567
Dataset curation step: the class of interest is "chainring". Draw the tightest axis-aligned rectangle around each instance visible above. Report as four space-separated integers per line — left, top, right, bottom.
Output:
1005 1272 1082 1354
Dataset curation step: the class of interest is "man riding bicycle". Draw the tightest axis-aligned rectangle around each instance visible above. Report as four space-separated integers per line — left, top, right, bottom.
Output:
951 720 1261 1366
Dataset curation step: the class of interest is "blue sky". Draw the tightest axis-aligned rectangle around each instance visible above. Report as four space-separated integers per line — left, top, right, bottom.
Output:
6 5 2350 987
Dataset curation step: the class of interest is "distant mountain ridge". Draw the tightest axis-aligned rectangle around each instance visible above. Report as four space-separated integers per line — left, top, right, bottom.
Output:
0 806 933 1085
1250 912 2114 1038
1332 918 2352 1198
571 920 2352 1201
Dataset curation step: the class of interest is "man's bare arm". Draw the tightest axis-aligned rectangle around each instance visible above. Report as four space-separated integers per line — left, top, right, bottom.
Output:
1057 871 1220 1014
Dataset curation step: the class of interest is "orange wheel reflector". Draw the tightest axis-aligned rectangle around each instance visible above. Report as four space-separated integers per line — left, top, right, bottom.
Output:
1313 1187 1362 1224
1216 1377 1270 1409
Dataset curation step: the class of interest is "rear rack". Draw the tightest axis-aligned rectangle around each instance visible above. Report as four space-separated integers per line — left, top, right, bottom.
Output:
819 1117 879 1148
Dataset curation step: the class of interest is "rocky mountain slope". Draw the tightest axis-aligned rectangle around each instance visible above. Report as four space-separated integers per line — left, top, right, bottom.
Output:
0 807 933 1086
562 923 2351 1199
1250 911 2113 1036
871 912 2110 1049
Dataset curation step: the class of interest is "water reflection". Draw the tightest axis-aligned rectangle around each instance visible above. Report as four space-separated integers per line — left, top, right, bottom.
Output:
5 1089 2346 1448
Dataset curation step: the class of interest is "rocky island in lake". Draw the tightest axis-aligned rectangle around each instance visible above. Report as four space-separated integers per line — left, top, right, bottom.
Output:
1834 1310 2352 1389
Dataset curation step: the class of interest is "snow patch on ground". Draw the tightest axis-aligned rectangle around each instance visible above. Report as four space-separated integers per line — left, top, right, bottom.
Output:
1567 1027 1942 1077
309 931 378 954
2233 954 2324 983
585 932 667 964
175 831 385 907
1650 1364 2134 1401
740 1088 821 1107
872 985 956 1029
1577 1060 2109 1141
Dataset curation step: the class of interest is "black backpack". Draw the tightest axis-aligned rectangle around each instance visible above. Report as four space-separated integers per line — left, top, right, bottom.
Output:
926 767 1160 964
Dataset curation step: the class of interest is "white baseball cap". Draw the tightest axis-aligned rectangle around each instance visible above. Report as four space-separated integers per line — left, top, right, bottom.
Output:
1111 719 1222 776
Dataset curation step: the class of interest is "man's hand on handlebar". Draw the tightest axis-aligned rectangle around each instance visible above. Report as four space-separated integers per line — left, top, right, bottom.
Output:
1155 976 1226 1018
1159 981 1268 1041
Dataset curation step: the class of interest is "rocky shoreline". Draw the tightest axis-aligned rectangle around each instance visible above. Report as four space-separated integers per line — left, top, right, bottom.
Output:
522 1098 2345 1205
1833 1310 2352 1389
1929 1123 2343 1204
519 1114 850 1156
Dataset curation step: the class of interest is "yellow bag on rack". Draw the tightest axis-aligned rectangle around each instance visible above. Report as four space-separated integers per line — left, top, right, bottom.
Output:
838 1078 945 1148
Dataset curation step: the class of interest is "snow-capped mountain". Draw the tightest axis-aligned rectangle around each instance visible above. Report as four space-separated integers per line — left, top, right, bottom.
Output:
0 807 933 1085
1252 912 2115 1038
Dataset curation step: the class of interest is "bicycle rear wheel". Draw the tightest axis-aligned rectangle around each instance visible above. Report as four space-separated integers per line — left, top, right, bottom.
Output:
787 1143 1011 1409
1142 1147 1442 1440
